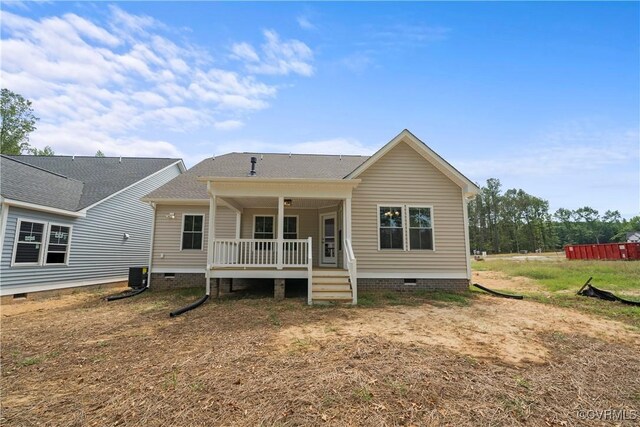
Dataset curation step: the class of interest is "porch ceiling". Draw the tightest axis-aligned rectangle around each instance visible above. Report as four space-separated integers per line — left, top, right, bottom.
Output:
222 197 341 209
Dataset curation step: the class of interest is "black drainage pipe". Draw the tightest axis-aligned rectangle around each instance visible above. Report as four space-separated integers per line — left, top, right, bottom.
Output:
169 295 209 317
473 283 524 300
105 286 148 301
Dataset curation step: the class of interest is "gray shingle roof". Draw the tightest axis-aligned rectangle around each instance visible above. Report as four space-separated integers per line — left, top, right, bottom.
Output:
1 156 84 211
2 155 180 211
144 152 370 200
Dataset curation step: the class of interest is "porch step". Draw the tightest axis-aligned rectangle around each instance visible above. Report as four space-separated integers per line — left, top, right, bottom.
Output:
312 276 350 284
311 268 352 303
311 291 353 302
312 284 351 292
312 269 349 277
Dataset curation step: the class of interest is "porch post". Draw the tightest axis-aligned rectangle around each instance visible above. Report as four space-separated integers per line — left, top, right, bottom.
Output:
206 183 216 296
209 190 216 267
345 197 352 241
277 195 284 269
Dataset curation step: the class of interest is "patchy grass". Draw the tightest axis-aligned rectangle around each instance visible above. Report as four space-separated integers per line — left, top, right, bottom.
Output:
528 293 640 329
473 258 640 292
473 258 640 328
1 287 639 426
358 290 473 308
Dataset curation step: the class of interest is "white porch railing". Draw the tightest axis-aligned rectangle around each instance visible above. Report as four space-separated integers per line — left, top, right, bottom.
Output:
212 238 311 268
344 238 357 305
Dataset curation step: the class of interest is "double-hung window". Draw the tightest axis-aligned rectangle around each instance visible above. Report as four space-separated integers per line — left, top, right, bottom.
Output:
283 216 298 240
378 205 435 251
254 216 274 240
45 224 71 264
408 207 433 250
182 214 204 250
13 220 46 265
12 219 73 266
379 206 404 250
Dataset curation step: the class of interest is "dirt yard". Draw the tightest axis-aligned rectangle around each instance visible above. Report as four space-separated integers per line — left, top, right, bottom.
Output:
1 283 639 426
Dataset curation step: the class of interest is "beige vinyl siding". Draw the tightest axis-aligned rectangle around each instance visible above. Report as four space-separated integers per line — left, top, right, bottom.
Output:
240 208 329 267
152 204 236 269
351 141 467 275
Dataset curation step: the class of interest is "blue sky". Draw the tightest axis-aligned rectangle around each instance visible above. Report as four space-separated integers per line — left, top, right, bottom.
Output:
1 1 638 217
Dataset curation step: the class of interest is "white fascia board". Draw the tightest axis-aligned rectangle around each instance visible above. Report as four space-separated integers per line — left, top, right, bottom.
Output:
82 160 184 213
3 198 85 218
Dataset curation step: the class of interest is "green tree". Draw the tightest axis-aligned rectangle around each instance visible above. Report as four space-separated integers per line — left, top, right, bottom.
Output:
1 88 39 154
95 150 105 157
30 146 55 156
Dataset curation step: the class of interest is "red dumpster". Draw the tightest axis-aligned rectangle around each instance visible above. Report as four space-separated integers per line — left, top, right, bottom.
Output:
564 242 640 260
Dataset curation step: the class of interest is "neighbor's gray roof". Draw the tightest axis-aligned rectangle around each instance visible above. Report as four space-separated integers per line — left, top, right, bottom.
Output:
1 156 85 211
145 152 370 200
2 155 180 211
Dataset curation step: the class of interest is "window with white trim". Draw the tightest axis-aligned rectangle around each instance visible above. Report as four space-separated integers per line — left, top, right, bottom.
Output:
379 206 404 250
377 205 435 251
408 207 433 250
45 224 71 264
283 216 298 240
254 216 274 239
182 215 203 250
14 220 46 264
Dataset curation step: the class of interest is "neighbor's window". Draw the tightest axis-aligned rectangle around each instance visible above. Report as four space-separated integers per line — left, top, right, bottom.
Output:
408 207 433 250
13 220 46 264
283 216 298 239
254 216 274 239
182 215 204 250
45 225 71 264
379 206 404 250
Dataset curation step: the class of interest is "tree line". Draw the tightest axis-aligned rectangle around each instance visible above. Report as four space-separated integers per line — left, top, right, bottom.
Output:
468 178 639 254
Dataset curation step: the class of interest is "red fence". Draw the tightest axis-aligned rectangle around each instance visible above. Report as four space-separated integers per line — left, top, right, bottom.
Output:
565 243 640 261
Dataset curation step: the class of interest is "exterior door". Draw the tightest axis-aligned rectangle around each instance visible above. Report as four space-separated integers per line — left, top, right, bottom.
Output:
320 213 337 265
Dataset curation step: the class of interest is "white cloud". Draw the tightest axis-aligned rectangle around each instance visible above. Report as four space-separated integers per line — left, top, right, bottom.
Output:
288 138 374 155
0 6 311 157
296 16 316 30
230 42 260 62
214 120 244 131
230 29 314 76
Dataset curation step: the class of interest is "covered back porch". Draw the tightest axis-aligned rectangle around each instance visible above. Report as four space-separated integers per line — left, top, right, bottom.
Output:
201 177 360 304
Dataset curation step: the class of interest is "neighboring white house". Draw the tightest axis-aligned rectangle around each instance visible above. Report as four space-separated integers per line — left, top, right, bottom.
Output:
0 155 185 298
142 130 479 304
627 231 640 243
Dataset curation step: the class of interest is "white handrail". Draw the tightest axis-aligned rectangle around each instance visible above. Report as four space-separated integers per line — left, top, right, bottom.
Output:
212 238 310 268
344 239 357 305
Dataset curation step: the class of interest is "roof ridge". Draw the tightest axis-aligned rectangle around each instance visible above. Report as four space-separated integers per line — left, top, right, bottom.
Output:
6 155 181 160
220 152 369 157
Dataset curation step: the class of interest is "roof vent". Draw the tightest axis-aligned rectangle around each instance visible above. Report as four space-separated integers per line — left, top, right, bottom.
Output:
119 156 122 163
249 156 257 176
72 155 75 161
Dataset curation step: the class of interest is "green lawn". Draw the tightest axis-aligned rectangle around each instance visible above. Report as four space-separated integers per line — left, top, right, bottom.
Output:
473 259 640 292
473 258 640 328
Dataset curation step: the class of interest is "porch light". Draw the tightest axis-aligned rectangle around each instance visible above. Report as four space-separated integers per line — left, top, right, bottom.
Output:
284 199 293 207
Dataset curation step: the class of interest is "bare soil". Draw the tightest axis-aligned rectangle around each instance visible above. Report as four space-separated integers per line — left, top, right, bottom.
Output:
1 286 639 426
